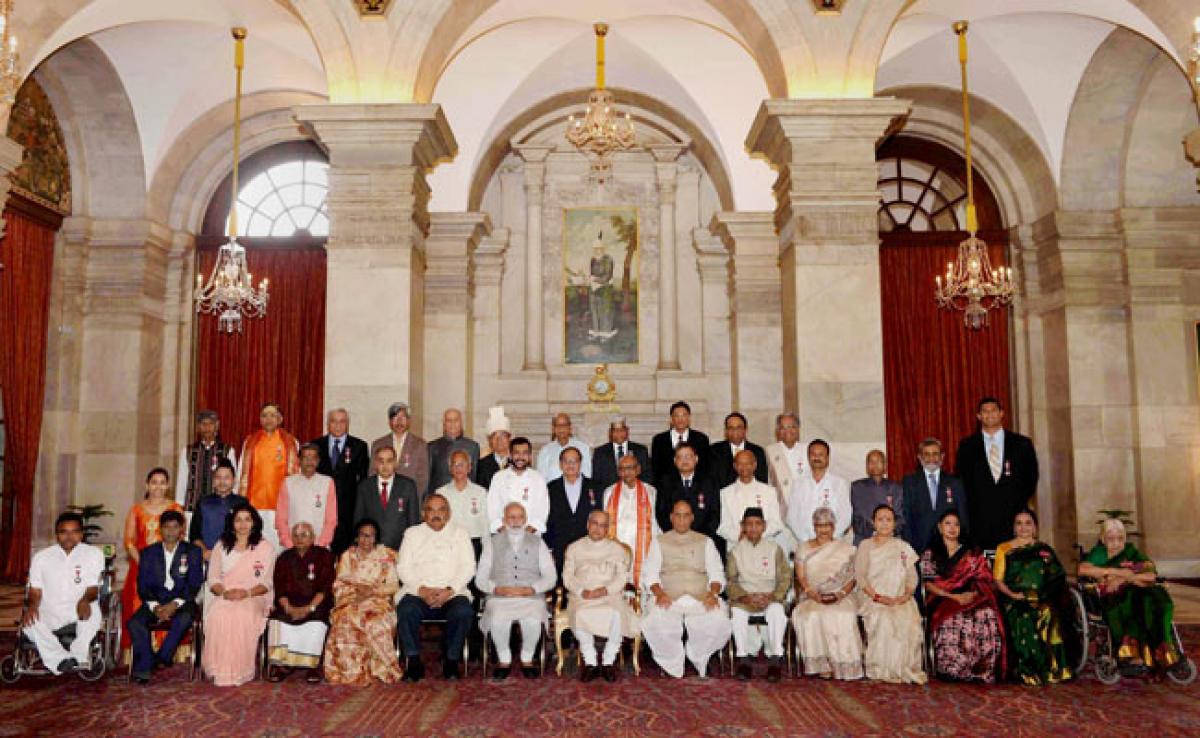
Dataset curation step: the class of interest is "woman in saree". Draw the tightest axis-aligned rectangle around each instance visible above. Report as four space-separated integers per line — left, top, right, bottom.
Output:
921 509 1005 682
1079 517 1181 676
791 506 863 680
856 504 926 684
121 467 185 654
993 509 1072 685
203 502 275 686
323 519 403 685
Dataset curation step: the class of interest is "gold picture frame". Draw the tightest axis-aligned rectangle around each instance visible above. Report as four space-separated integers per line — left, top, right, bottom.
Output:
562 206 640 364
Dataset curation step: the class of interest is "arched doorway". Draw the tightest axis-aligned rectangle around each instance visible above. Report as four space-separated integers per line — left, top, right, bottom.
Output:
193 140 329 447
877 135 1012 481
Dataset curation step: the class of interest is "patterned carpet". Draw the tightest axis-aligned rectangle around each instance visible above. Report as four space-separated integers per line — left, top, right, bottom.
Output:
2 642 1199 737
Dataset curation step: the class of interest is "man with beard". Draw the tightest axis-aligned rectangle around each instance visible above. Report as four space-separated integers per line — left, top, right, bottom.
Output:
486 436 549 534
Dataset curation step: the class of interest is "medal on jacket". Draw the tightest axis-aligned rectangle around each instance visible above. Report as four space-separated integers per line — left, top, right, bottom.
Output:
588 489 595 506
73 565 82 584
470 498 479 515
307 563 316 581
1004 460 1012 477
343 447 352 464
755 494 762 507
211 456 219 471
315 493 322 509
397 497 405 513
886 494 893 507
179 554 189 575
275 447 283 462
760 556 770 573
698 492 706 510
254 561 264 578
522 486 529 502
403 452 410 466
945 486 953 503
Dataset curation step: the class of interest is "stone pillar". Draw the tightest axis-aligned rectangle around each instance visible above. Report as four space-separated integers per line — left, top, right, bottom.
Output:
0 136 22 240
513 144 553 371
711 211 784 444
423 212 490 438
295 104 457 434
746 98 909 479
691 227 734 425
650 143 689 371
471 228 510 436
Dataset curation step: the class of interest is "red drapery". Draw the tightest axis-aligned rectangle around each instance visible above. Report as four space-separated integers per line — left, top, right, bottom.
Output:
194 243 327 449
0 206 56 581
880 231 1012 481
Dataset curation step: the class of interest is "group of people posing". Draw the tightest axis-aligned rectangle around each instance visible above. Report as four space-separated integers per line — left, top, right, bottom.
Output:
20 397 1183 689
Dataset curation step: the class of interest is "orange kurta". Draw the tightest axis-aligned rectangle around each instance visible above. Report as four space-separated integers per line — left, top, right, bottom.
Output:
239 429 299 510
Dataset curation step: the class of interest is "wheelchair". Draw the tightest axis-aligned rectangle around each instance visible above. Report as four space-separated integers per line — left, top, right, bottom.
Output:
1065 574 1197 685
1 547 123 684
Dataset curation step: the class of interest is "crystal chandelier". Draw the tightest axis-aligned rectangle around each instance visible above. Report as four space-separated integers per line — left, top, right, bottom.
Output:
934 21 1014 330
0 0 20 114
195 27 269 334
566 23 637 179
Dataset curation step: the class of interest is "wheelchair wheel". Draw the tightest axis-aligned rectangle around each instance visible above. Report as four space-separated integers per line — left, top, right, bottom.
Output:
0 654 20 684
1063 588 1089 678
78 640 107 682
1166 658 1197 685
1095 655 1121 685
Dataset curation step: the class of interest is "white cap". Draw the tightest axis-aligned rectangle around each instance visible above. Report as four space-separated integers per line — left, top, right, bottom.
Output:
486 406 511 435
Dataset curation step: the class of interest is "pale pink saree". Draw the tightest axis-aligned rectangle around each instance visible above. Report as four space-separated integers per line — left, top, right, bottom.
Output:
203 540 275 686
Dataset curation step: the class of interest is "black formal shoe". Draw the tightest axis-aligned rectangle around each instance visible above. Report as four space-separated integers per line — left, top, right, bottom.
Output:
403 657 425 683
580 665 597 683
602 664 618 683
492 666 510 681
442 659 460 680
521 664 539 679
736 658 752 681
57 658 78 674
766 658 782 683
132 673 151 685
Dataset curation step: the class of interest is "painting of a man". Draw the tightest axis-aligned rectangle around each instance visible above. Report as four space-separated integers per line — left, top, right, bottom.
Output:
565 207 638 364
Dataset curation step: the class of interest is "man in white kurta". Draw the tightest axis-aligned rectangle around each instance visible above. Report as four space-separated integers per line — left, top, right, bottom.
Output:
487 437 550 534
395 494 477 681
275 444 338 548
563 510 635 681
764 412 805 513
786 440 852 543
437 449 490 555
727 507 792 681
536 413 593 482
719 450 784 548
23 513 106 674
641 500 731 678
602 454 660 588
475 502 556 679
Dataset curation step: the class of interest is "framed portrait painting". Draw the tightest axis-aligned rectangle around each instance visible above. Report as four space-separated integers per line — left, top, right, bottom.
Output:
563 206 639 364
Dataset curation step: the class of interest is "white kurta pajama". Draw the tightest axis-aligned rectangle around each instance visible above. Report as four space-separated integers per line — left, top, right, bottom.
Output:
475 531 556 664
486 467 550 533
438 481 490 541
786 470 852 543
639 531 731 677
718 479 785 547
563 537 634 666
24 543 105 673
275 472 338 548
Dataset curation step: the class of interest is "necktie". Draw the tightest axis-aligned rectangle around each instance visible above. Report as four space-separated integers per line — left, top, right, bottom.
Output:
927 474 938 509
617 445 625 459
333 439 342 469
988 442 1002 482
684 478 692 493
380 481 389 508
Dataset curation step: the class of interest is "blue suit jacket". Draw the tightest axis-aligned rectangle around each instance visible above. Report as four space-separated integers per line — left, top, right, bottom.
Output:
136 541 204 610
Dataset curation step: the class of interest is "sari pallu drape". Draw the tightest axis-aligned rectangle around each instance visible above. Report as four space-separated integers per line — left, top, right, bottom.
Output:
925 548 1007 677
323 545 402 685
792 540 863 679
203 540 275 686
1084 542 1179 668
995 541 1072 684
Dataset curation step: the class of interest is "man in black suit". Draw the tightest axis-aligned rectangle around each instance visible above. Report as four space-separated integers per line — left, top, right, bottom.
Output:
127 510 204 684
427 408 480 494
312 408 370 556
955 396 1039 551
591 416 651 493
650 401 711 487
353 446 421 550
902 438 968 554
708 412 768 491
655 442 722 556
545 447 605 582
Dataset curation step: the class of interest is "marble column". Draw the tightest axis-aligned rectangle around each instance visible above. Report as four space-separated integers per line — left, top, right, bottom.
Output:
422 211 490 438
0 136 22 240
711 211 784 442
691 227 734 424
650 143 689 371
471 228 510 435
746 98 910 479
295 104 457 434
513 144 553 371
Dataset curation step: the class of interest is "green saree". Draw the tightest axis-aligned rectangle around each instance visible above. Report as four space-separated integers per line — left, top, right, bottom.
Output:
994 540 1073 685
1084 542 1179 668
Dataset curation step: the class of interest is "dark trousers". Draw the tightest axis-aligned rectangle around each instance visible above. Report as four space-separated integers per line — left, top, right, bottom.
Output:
127 604 194 677
396 594 473 661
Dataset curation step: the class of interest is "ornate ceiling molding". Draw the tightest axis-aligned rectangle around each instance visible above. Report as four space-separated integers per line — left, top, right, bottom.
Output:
354 0 391 17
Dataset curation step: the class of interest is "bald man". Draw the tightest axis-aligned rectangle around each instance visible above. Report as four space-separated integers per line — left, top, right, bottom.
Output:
427 408 480 495
536 413 592 482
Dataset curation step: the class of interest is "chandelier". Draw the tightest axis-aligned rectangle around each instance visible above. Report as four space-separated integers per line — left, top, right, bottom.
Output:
566 22 637 179
934 21 1014 330
0 0 20 113
195 27 269 334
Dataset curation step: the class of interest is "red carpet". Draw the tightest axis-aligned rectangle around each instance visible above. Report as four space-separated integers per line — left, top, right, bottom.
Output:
2 637 1199 737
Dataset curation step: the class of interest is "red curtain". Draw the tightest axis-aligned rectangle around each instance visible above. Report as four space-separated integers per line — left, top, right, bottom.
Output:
194 244 327 449
880 231 1012 481
0 206 56 581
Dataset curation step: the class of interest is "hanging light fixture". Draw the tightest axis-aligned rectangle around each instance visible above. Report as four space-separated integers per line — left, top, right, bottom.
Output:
195 27 269 334
565 22 637 179
934 21 1014 330
0 0 21 114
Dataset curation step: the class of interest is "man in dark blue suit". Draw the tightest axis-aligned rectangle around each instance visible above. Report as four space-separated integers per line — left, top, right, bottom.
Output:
902 438 969 554
591 417 651 493
311 408 371 555
127 510 204 684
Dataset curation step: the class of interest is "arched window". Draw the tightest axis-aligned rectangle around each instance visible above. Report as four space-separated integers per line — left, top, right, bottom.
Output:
228 159 329 238
877 136 1003 234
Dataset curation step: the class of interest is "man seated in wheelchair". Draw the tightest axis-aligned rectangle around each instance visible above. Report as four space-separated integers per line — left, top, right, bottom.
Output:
21 511 106 674
1079 516 1182 676
127 509 204 684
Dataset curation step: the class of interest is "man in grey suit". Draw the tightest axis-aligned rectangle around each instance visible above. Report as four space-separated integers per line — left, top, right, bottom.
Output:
354 446 421 550
427 408 480 495
370 401 430 499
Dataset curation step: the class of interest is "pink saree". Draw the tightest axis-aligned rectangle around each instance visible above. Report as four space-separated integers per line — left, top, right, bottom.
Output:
203 539 275 686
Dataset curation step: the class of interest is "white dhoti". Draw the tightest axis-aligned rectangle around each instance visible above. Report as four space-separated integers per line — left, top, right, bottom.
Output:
792 599 864 679
640 596 731 677
575 607 623 666
24 606 102 674
730 603 786 657
481 596 546 664
268 620 328 668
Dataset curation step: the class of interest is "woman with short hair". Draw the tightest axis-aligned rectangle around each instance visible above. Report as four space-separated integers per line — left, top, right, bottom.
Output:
268 521 336 683
791 507 862 680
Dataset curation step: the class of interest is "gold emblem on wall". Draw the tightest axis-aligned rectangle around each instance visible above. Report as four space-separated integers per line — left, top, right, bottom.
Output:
587 364 618 409
354 0 391 17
